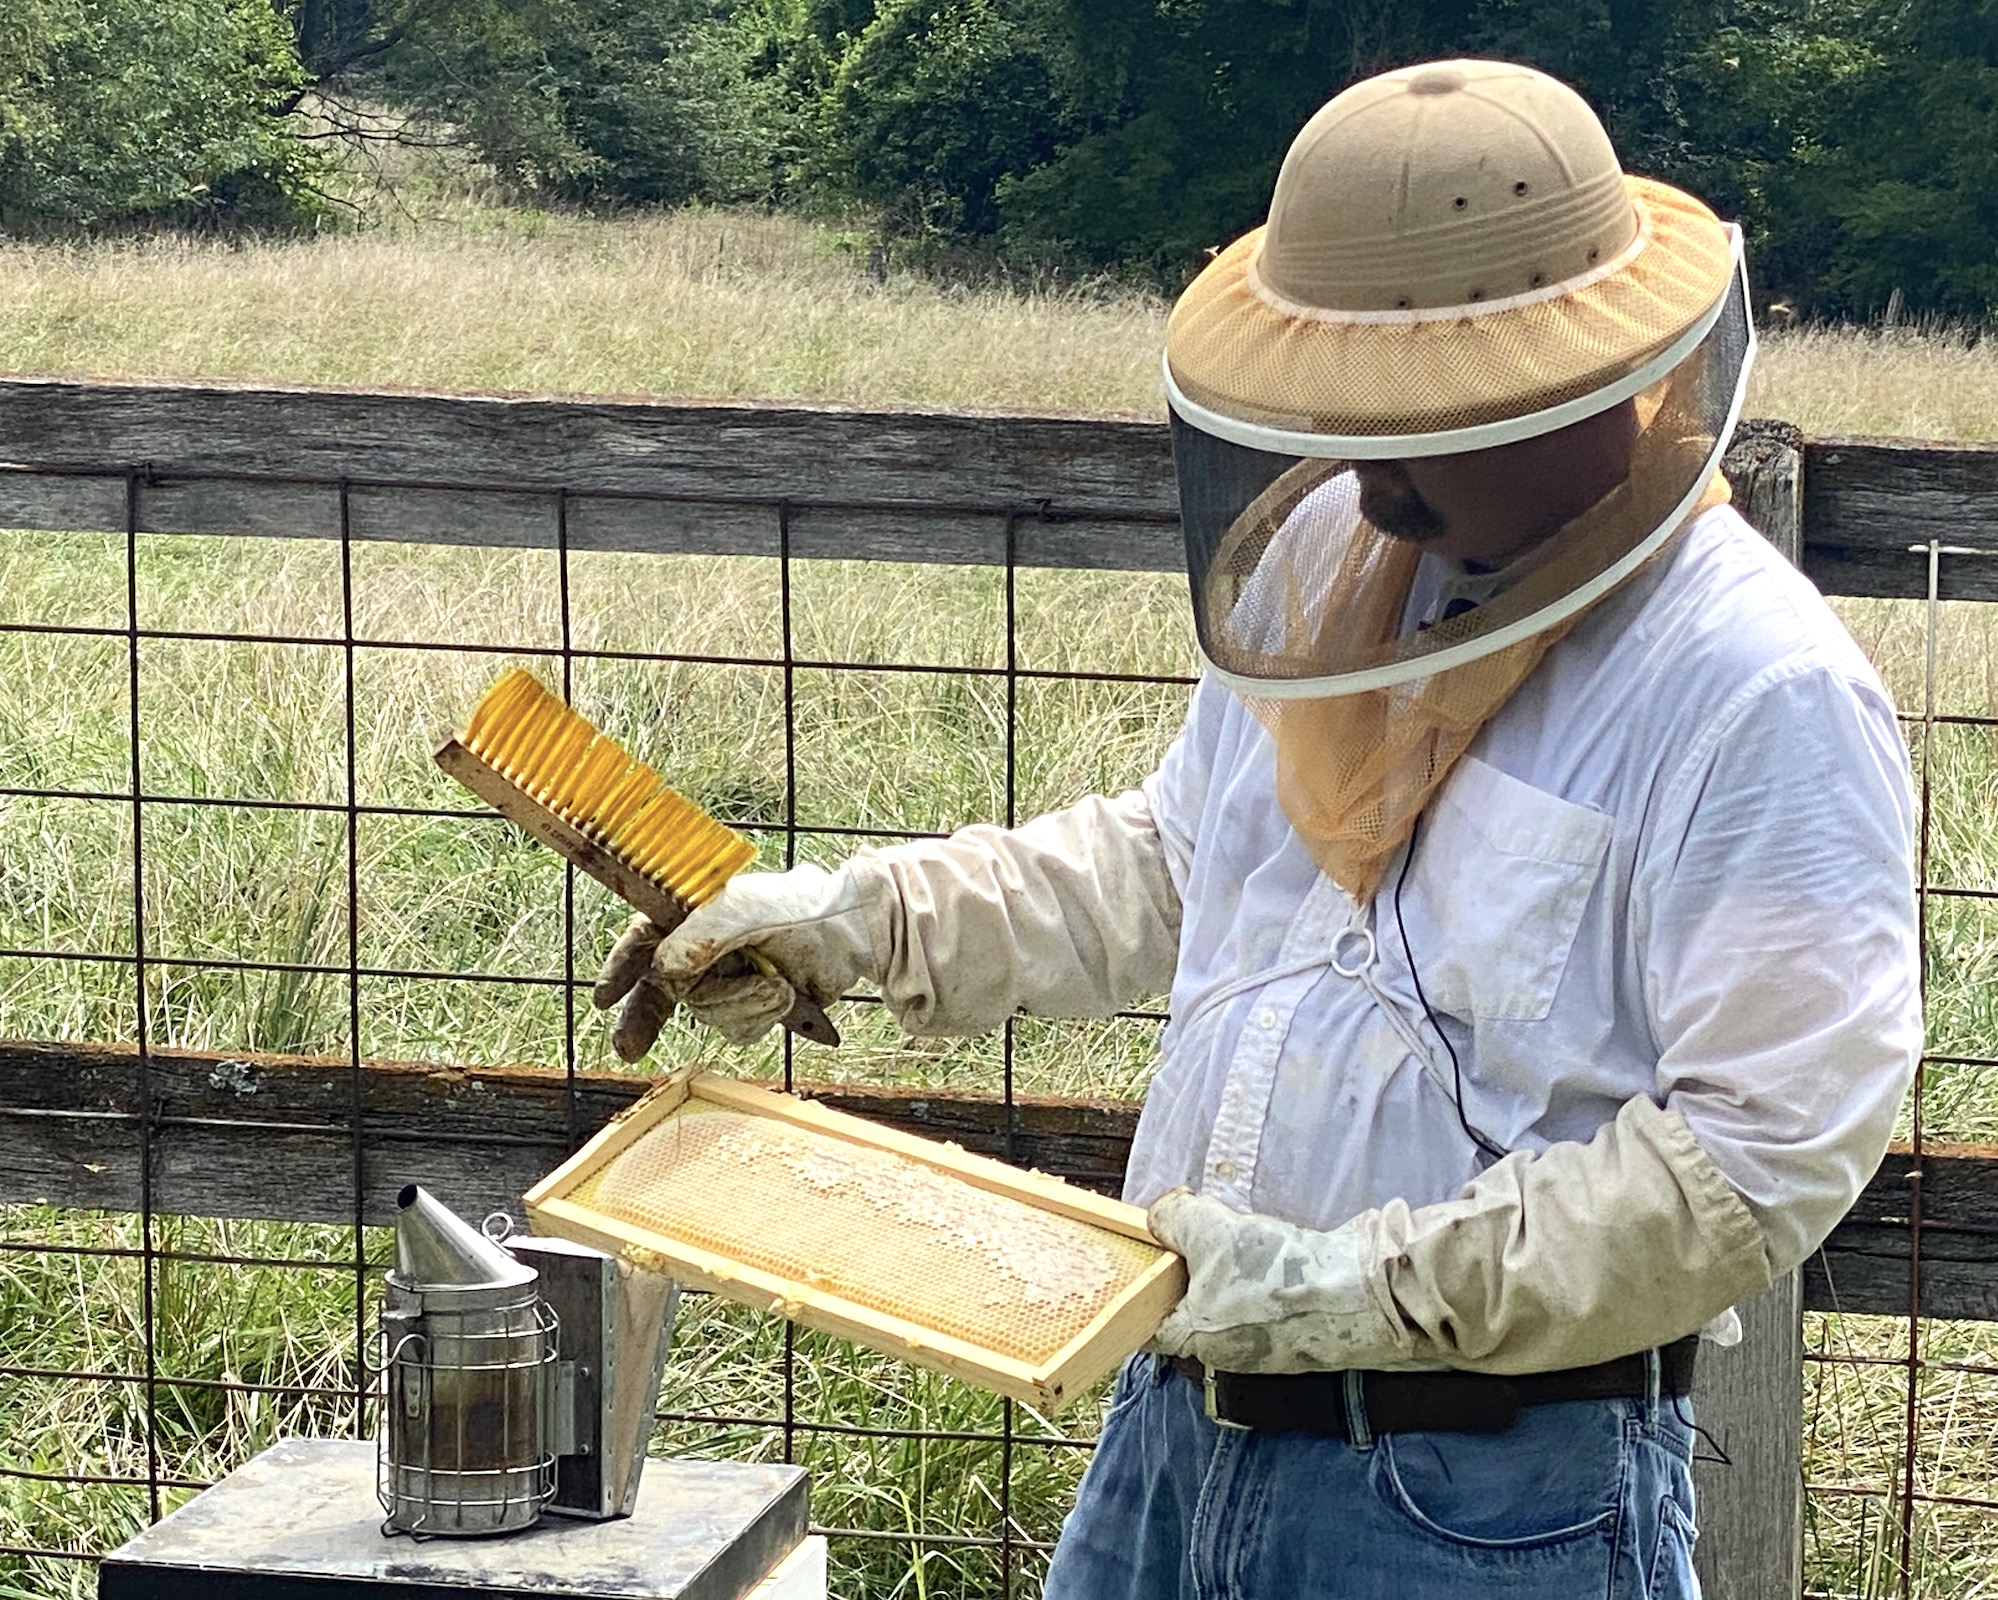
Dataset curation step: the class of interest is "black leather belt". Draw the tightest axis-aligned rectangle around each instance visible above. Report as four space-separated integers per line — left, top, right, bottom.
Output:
1170 1336 1698 1437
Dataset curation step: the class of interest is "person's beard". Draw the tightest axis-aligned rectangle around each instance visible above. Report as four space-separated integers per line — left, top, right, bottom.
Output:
1355 462 1449 543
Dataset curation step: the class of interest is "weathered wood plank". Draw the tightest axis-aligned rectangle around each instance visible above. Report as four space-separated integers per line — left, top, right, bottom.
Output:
0 378 1182 572
1802 435 1998 601
1802 1142 1998 1322
0 473 1184 573
0 1040 1991 1323
0 379 1179 510
0 1040 1140 1228
1693 1273 1803 1600
0 469 129 536
8 384 1997 598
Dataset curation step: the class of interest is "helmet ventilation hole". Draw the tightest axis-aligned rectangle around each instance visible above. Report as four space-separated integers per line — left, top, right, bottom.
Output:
1394 296 1413 309
1587 245 1601 262
1513 181 1530 196
1467 287 1485 302
1529 272 1546 287
1452 196 1468 210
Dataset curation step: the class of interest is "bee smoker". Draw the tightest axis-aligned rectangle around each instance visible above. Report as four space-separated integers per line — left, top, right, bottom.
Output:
378 1185 676 1538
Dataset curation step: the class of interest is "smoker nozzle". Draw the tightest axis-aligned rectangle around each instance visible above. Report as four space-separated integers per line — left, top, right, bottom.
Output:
391 1183 538 1294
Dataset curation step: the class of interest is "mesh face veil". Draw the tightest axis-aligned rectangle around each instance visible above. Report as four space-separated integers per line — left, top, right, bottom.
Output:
1163 60 1757 901
1172 240 1753 697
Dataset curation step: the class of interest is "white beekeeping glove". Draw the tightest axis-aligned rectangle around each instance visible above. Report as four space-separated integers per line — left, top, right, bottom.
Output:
1148 1095 1775 1375
594 865 887 1054
593 788 1181 1059
1148 1191 1411 1371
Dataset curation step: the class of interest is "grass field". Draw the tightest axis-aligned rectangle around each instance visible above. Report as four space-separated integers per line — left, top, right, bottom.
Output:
3 201 1998 1599
0 531 1191 1599
2 204 1997 439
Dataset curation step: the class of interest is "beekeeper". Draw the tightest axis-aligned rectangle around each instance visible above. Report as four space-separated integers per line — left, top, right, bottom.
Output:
595 59 1921 1599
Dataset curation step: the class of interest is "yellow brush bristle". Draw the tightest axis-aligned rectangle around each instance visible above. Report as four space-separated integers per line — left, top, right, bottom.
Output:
460 668 757 905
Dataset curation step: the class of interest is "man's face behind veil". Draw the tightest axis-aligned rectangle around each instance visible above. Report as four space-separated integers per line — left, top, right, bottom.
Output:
1353 461 1450 544
1348 400 1641 567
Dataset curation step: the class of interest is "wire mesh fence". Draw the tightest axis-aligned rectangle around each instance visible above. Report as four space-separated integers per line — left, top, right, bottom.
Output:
0 451 1193 1598
1798 557 1998 1597
0 396 1994 1598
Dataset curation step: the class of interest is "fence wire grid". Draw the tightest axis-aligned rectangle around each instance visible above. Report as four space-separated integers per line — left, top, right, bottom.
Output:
0 443 1992 1599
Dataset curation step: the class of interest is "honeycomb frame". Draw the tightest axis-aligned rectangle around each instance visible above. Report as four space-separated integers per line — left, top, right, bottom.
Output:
524 1073 1186 1412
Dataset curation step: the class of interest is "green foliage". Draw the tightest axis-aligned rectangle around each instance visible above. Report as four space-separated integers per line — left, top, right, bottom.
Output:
804 0 1998 316
366 0 794 204
1769 0 1998 319
0 0 320 230
813 0 1069 236
9 0 1998 312
292 0 386 79
992 0 1471 271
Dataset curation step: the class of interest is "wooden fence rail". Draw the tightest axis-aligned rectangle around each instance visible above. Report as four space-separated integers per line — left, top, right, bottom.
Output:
0 1041 1988 1322
3 377 1998 591
4 376 1998 1600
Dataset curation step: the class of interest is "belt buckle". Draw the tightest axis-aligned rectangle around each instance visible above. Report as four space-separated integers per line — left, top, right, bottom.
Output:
1202 1369 1251 1432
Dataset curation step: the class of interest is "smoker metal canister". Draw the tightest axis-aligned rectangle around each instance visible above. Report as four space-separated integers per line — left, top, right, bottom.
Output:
380 1185 559 1536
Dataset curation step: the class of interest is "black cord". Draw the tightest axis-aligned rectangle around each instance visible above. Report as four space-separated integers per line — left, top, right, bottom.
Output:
1391 816 1718 1420
1391 812 1510 1166
1673 1392 1733 1466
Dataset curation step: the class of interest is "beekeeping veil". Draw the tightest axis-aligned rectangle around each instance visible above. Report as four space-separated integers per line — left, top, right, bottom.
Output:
1168 60 1754 902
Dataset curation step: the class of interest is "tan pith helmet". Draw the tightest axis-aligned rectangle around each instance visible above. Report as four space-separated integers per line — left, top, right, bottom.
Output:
1165 58 1738 446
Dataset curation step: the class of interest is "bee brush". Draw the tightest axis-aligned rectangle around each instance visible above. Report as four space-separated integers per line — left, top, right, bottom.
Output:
435 667 841 1048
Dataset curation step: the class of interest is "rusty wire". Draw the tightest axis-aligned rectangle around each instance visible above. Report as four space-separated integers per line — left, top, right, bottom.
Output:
0 458 1187 1587
0 455 1987 1593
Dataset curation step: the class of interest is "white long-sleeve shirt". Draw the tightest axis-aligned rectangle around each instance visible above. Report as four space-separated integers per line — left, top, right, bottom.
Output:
1126 503 1923 1277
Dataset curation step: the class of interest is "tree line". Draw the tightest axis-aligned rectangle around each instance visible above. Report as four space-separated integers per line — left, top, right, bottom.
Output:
2 0 1994 320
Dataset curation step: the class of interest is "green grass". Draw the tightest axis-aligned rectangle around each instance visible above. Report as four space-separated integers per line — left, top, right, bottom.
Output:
2 533 1997 1597
3 149 1995 1596
1801 1310 1998 1600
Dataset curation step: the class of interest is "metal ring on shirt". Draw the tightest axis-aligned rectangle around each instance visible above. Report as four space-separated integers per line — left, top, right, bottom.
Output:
1330 926 1377 978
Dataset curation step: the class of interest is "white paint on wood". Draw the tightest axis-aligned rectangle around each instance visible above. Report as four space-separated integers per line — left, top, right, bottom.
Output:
747 1536 827 1600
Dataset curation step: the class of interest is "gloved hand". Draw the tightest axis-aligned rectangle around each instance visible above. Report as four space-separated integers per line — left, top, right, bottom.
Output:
1147 1189 1410 1373
1145 1096 1775 1377
593 862 891 1059
593 787 1181 1061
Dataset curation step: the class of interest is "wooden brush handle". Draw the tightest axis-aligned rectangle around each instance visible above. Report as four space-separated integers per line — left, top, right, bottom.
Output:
744 951 842 1047
615 902 841 1048
780 991 841 1047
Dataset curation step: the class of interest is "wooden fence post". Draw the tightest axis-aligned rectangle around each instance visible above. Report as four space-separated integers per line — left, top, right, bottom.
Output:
1688 420 1809 1600
1692 1272 1805 1599
1726 417 1806 564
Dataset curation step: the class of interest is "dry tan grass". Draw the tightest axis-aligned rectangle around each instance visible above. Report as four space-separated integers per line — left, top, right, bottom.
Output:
0 209 1164 416
2 206 1995 439
1751 324 1998 443
4 201 1998 1599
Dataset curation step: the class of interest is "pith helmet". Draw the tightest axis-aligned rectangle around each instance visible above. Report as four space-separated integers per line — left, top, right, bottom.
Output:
1166 57 1755 702
1166 58 1743 450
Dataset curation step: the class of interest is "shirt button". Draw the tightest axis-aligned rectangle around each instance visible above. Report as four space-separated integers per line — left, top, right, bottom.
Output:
1257 1009 1277 1030
1214 1160 1239 1182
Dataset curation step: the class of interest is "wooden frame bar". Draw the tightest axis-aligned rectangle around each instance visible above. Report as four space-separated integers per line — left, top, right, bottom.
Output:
524 1074 1185 1411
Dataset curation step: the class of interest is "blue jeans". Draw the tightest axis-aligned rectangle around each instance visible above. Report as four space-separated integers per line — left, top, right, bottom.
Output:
1043 1354 1701 1600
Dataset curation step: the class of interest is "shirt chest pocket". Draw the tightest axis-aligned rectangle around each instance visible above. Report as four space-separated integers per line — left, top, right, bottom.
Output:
1407 756 1613 1023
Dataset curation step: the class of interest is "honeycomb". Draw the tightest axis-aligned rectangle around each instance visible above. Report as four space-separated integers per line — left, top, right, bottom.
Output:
569 1104 1160 1366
